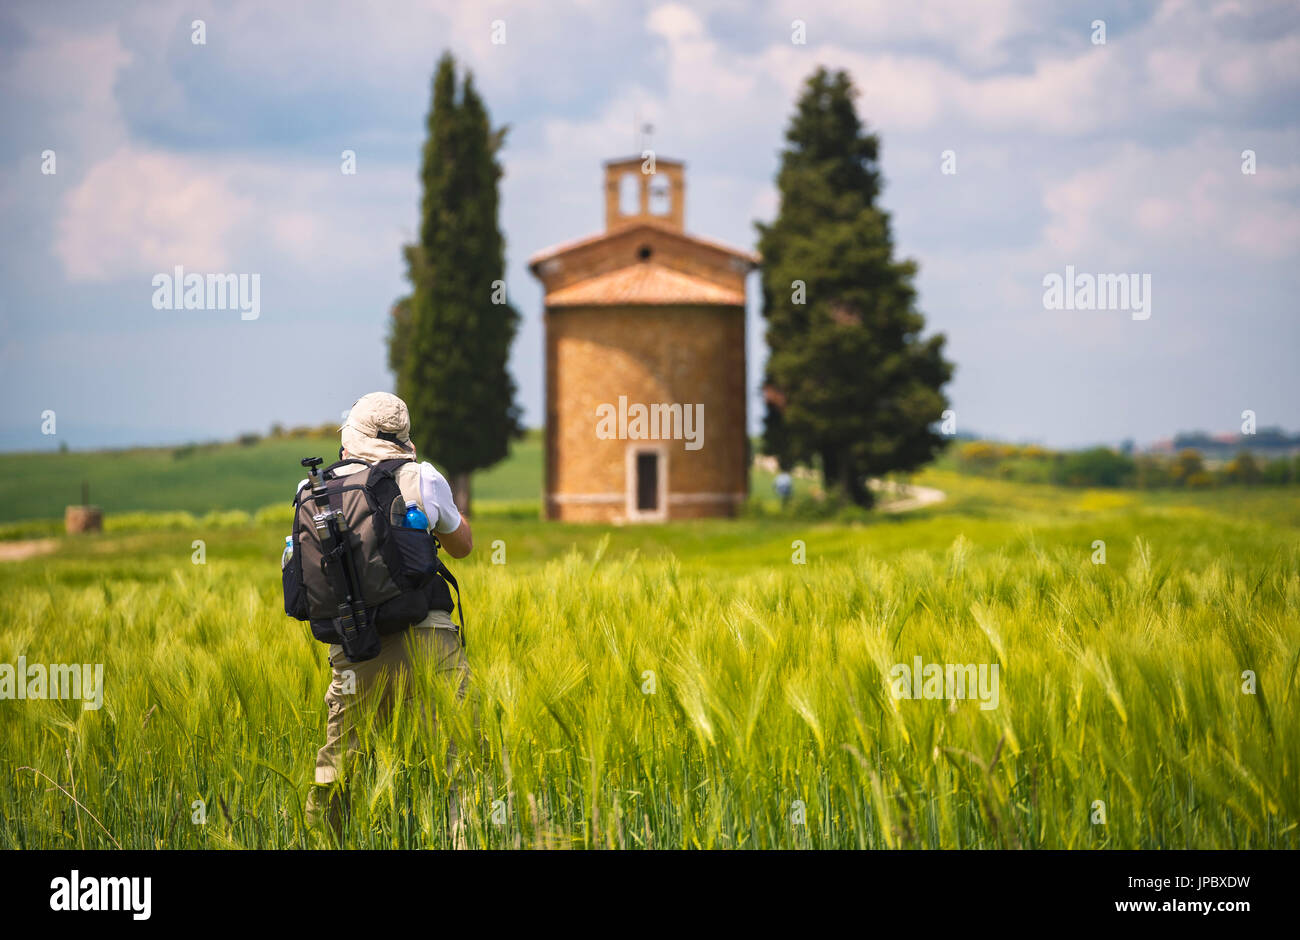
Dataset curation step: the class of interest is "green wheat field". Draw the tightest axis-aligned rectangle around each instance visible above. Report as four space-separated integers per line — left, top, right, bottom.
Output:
1 437 1297 849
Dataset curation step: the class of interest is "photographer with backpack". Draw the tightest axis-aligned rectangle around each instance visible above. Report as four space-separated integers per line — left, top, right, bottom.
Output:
282 391 472 844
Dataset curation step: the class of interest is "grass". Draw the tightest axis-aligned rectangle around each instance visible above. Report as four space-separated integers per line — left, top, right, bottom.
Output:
1 468 1296 849
0 430 546 525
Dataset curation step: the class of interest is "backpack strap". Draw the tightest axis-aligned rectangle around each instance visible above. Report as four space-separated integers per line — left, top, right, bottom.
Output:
433 557 465 647
322 458 371 480
370 457 416 479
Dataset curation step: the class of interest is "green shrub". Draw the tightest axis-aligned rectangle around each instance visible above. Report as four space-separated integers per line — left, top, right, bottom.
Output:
1054 447 1135 487
0 519 62 541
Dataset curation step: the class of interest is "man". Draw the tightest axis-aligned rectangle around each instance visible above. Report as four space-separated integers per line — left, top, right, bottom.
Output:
301 391 472 844
774 470 793 508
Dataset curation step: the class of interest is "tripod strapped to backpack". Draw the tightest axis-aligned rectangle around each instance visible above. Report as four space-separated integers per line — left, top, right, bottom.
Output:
300 456 377 660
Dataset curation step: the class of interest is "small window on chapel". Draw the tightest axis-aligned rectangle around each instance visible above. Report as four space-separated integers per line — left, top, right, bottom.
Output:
637 244 653 261
648 174 671 216
619 173 640 215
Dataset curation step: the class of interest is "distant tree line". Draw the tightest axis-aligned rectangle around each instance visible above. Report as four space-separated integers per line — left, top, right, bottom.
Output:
1172 427 1300 452
952 441 1300 489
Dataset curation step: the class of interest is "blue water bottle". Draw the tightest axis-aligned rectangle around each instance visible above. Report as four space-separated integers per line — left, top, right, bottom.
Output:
280 534 294 569
404 500 429 531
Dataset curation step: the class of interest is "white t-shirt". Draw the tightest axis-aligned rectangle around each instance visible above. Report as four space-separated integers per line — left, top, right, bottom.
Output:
416 461 462 534
295 461 461 534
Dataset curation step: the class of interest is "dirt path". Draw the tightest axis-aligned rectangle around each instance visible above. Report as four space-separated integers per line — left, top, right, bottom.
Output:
868 479 947 513
0 538 58 562
756 456 947 513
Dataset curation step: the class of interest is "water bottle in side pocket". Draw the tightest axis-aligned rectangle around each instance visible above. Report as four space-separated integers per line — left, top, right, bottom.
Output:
404 501 429 531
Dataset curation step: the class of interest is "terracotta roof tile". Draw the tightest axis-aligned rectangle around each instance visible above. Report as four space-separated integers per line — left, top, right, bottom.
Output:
545 262 745 307
529 220 759 267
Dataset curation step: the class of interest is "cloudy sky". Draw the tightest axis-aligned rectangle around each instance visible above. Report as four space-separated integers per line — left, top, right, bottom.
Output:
1 0 1296 452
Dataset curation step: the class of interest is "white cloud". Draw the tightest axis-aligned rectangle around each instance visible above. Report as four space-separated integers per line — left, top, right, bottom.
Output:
56 148 414 282
0 26 133 156
1037 134 1300 264
769 0 1028 69
57 147 253 280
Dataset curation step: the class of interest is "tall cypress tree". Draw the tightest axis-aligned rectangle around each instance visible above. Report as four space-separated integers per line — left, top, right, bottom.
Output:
391 52 521 515
757 67 953 506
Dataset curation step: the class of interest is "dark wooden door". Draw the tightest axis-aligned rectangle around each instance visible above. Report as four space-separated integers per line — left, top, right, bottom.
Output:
636 452 659 511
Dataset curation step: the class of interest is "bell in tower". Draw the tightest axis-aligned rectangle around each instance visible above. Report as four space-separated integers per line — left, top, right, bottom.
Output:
603 154 686 232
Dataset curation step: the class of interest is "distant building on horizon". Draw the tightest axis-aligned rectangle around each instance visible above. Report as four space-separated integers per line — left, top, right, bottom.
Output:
1142 427 1300 458
528 156 759 522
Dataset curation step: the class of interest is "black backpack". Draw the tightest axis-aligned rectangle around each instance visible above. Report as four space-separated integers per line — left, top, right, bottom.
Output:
282 457 460 662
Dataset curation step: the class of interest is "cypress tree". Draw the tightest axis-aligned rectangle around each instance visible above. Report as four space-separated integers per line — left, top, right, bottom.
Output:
391 52 521 514
757 67 953 506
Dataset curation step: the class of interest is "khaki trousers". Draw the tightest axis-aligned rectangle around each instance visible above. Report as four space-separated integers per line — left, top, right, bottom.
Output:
305 613 469 836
